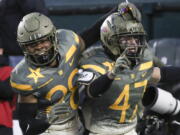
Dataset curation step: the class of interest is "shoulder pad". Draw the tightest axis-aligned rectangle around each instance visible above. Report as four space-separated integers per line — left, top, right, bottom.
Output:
57 29 80 48
56 29 81 60
81 45 104 59
79 45 113 75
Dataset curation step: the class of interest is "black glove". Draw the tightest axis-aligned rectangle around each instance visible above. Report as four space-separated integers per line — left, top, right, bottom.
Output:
142 115 166 135
17 103 50 135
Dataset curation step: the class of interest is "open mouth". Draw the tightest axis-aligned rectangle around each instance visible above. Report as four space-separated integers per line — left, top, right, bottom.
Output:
127 46 138 54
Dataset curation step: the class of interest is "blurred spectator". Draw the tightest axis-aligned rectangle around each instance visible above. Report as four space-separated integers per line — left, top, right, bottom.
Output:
0 50 15 135
0 0 48 67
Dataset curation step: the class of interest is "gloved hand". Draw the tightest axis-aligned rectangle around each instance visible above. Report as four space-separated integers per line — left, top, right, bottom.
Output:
137 115 166 135
111 55 131 75
139 115 166 135
47 93 75 124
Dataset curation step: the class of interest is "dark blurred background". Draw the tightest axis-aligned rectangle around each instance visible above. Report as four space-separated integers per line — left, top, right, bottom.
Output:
44 0 180 41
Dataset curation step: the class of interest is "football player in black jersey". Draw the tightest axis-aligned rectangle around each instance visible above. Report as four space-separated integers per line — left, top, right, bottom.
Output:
78 9 154 135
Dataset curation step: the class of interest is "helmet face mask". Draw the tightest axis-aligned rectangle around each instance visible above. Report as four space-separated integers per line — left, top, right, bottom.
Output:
100 12 147 60
108 34 146 58
17 12 58 66
22 37 52 54
23 37 58 66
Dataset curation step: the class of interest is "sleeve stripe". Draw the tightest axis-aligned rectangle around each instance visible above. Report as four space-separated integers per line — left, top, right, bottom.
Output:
81 64 106 74
73 32 80 44
10 81 33 91
134 80 148 88
139 61 153 71
65 45 77 63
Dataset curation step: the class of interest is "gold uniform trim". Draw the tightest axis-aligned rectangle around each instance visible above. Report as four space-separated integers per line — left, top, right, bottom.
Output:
73 32 80 44
68 68 78 89
81 64 106 74
129 105 138 121
65 45 77 63
45 85 68 101
102 62 113 71
131 74 135 79
139 61 153 71
38 78 53 89
134 80 148 88
68 68 79 110
10 81 33 91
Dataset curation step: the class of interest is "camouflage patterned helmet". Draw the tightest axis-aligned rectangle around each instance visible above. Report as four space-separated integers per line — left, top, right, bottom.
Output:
100 12 146 57
17 12 58 66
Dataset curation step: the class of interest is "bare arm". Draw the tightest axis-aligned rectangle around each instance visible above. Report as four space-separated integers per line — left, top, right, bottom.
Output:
149 67 161 85
18 94 37 103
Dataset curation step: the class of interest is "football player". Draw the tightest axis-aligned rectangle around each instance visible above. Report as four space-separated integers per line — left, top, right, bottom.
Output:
78 11 154 135
9 2 147 135
10 11 120 134
10 12 87 135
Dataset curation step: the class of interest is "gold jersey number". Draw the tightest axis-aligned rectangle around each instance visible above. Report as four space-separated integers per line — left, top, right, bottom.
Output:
109 80 147 123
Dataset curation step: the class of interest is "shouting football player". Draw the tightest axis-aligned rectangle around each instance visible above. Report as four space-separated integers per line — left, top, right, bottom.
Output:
78 9 154 135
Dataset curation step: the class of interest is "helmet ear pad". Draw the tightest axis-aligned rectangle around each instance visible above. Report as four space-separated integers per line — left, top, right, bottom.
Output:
17 12 58 66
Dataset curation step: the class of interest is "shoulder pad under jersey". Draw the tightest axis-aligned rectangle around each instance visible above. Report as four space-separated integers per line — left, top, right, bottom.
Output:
80 45 105 62
80 45 113 75
10 59 53 95
56 29 81 57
